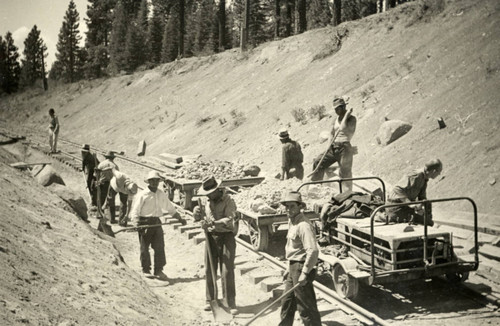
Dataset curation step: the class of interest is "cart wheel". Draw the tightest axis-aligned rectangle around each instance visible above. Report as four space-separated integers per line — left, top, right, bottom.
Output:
247 219 269 251
445 271 469 283
332 264 359 299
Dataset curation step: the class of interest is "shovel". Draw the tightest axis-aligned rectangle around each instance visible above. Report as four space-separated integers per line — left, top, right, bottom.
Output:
113 223 170 235
243 282 301 326
198 198 233 323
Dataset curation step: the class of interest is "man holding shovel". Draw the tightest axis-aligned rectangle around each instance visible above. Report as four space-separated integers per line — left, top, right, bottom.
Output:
129 170 181 281
279 191 321 326
311 97 356 191
193 175 239 316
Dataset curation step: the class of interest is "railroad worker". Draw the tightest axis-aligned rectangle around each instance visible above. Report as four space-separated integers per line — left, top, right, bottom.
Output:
129 170 181 281
48 108 60 153
311 97 356 191
110 169 138 227
96 151 118 220
279 191 321 326
386 159 443 226
193 175 238 315
81 144 99 210
279 129 304 180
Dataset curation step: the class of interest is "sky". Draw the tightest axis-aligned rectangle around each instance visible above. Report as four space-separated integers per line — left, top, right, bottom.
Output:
0 0 89 68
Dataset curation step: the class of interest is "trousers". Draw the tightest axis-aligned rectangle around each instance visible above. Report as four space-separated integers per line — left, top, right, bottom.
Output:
205 232 236 308
312 142 353 191
138 216 166 273
279 262 321 326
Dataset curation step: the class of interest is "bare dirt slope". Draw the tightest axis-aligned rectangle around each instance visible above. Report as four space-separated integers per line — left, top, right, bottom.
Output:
1 0 499 214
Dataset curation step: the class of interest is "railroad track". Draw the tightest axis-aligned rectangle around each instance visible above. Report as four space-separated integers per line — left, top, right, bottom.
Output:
3 130 500 325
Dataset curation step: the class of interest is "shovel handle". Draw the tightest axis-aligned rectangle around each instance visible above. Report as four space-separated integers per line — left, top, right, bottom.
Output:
243 282 302 326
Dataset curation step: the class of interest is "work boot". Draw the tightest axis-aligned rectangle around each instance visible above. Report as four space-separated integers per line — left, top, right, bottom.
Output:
318 235 329 246
154 271 169 282
110 219 117 224
230 308 239 315
204 303 211 311
142 270 154 278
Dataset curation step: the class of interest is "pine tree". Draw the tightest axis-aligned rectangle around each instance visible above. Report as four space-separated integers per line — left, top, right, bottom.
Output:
124 0 149 71
307 0 332 29
54 0 83 82
108 1 129 73
1 32 22 93
189 0 217 55
149 5 165 64
20 25 46 87
161 11 179 62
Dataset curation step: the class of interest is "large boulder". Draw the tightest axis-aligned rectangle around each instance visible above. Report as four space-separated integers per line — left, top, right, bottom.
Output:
243 165 261 177
377 120 412 145
32 164 65 187
49 184 88 221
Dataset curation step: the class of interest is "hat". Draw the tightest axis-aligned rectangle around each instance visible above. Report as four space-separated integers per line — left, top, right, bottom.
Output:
198 175 221 196
332 97 346 109
104 151 115 159
81 144 90 152
280 191 304 205
144 170 162 182
98 161 115 172
278 129 289 139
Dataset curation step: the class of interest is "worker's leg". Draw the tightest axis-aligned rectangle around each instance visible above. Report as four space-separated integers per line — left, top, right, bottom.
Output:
311 147 338 181
294 164 304 180
339 144 354 192
107 187 117 223
53 132 58 152
221 233 237 308
386 200 413 223
138 228 152 273
295 267 322 326
118 193 128 226
150 217 166 274
48 130 54 152
279 263 298 326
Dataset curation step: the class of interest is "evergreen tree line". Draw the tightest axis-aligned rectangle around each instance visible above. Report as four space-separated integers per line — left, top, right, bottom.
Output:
1 0 384 94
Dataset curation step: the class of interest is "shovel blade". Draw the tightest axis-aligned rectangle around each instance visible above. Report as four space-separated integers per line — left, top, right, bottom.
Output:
98 219 115 237
210 299 232 323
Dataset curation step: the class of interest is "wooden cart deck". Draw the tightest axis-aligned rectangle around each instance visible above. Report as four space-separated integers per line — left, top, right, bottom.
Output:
237 208 319 251
164 176 265 210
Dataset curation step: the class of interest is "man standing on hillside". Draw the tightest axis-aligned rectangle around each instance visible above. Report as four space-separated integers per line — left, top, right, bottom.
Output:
96 151 119 222
129 170 181 281
48 108 60 153
279 191 321 326
81 144 99 210
110 169 138 227
386 159 443 226
193 175 239 315
279 129 304 180
311 97 356 191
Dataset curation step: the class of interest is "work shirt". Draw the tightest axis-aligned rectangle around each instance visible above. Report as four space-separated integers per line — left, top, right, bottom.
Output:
285 212 319 274
282 140 303 169
389 168 428 202
205 192 238 233
49 115 59 133
129 187 177 223
82 152 98 175
332 115 356 143
110 171 136 196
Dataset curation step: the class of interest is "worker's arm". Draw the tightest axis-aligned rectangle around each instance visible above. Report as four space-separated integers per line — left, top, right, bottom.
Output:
298 223 319 286
210 196 238 232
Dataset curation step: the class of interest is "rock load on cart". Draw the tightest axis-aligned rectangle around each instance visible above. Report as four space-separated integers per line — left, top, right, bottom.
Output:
163 158 260 180
233 178 339 214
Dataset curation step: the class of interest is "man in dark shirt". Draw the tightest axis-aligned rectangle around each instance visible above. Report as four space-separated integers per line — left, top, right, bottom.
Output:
386 159 443 226
279 129 304 180
81 144 99 209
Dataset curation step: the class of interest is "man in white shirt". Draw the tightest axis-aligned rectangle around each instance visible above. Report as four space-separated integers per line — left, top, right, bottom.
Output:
110 169 138 227
129 170 181 281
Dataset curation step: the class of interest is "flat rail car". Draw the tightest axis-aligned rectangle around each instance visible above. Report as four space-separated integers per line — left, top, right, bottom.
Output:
319 197 479 299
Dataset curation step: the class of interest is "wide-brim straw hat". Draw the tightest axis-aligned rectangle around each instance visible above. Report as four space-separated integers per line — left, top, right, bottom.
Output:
197 175 221 196
280 191 305 206
81 144 90 152
332 97 346 109
144 170 162 183
278 129 289 139
104 151 115 159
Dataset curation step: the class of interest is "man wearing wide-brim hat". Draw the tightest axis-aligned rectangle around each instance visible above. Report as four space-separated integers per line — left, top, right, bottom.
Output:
311 96 356 191
193 175 239 315
279 129 304 181
129 170 182 281
279 191 321 326
97 151 120 223
81 144 99 209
